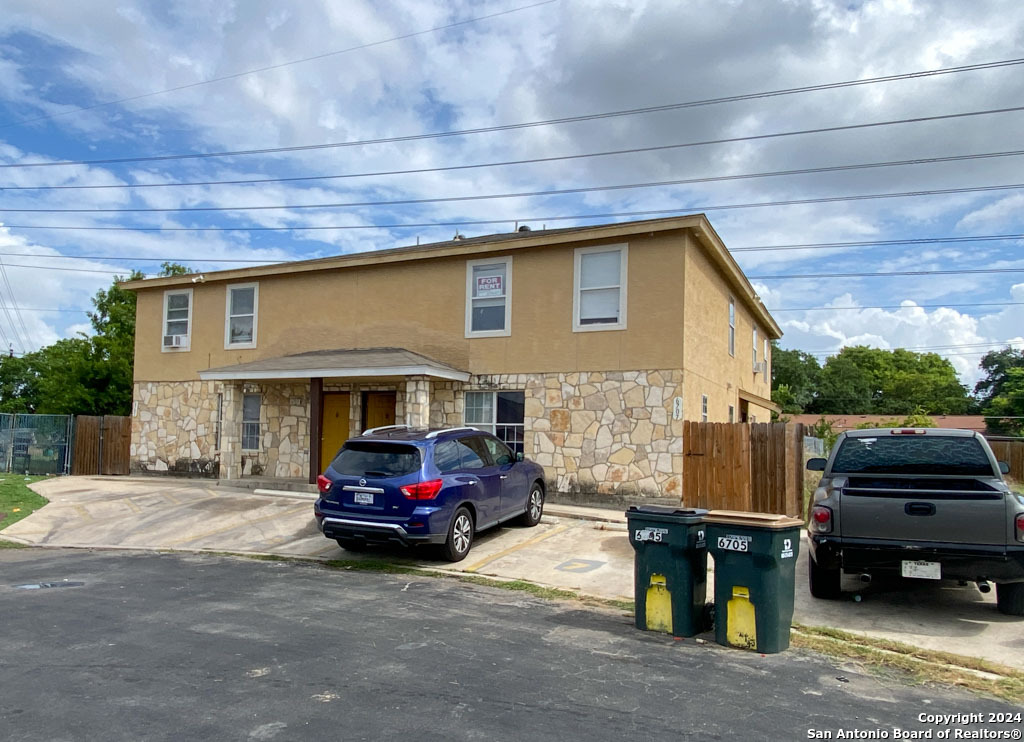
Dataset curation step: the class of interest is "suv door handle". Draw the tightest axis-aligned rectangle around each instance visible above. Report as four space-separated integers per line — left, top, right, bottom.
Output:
905 502 936 516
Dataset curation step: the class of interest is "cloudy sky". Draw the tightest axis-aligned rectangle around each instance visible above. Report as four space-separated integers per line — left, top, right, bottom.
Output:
1 0 1023 387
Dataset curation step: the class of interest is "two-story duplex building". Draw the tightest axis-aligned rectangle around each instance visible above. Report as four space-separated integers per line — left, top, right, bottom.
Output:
124 214 780 500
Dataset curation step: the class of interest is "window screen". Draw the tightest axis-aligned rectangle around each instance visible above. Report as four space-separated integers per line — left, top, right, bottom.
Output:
470 262 507 332
578 249 621 325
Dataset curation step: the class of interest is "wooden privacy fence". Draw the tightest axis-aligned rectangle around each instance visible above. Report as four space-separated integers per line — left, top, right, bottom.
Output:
71 415 131 476
682 422 804 517
986 436 1024 482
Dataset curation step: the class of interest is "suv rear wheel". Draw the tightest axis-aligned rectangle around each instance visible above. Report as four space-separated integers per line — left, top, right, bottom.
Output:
441 506 474 563
996 582 1024 616
808 556 841 599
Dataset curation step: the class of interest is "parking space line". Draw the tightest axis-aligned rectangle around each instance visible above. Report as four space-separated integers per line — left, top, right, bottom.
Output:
463 524 569 574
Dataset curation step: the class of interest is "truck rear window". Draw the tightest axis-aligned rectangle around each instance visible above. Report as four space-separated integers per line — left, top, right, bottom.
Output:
329 442 421 477
831 436 994 476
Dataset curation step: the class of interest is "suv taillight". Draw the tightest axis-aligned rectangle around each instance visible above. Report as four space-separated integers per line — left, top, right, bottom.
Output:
811 505 833 534
317 474 332 494
1016 513 1024 543
401 479 443 500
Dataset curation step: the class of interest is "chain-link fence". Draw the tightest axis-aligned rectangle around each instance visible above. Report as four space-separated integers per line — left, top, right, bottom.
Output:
0 413 73 475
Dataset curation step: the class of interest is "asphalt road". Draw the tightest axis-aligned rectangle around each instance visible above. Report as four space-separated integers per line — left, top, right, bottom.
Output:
0 549 1018 742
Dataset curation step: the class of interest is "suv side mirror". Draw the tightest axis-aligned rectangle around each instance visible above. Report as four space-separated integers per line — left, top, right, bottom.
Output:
998 461 1010 475
806 458 827 472
516 451 524 462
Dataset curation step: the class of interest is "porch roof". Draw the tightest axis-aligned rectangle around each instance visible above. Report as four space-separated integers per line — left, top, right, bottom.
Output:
198 347 470 382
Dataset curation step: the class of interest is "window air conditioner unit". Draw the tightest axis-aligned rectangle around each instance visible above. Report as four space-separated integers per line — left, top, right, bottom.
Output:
753 361 767 375
163 334 185 348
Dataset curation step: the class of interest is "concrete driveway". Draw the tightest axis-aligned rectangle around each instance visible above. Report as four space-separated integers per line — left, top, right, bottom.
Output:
6 475 1022 670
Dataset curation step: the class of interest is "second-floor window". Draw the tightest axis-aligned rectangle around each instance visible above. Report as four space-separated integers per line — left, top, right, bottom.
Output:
466 257 511 337
728 299 736 356
574 244 627 331
226 283 258 348
162 288 192 351
752 326 758 368
701 394 709 423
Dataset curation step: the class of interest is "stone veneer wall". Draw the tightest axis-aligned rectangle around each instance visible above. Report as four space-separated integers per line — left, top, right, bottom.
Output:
131 380 312 478
431 370 684 499
131 381 220 476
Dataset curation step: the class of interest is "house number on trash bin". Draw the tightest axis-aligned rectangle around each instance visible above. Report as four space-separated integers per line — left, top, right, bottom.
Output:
635 527 669 543
717 534 751 552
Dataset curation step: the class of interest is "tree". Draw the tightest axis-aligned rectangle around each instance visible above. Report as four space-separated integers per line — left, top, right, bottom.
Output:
976 348 1024 435
803 346 971 415
770 343 821 413
975 347 1024 404
0 263 192 415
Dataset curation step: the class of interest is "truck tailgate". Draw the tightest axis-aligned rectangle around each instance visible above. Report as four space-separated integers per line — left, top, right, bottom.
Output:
839 478 1007 545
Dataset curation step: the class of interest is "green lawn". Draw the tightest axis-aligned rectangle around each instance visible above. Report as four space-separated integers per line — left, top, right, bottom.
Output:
0 475 48 546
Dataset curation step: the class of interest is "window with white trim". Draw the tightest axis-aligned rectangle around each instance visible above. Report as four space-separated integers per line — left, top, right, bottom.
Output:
701 395 708 423
464 390 525 454
242 393 261 451
162 288 192 351
573 244 627 331
465 257 511 336
728 405 735 423
752 326 758 368
764 338 770 371
225 282 258 348
728 299 735 356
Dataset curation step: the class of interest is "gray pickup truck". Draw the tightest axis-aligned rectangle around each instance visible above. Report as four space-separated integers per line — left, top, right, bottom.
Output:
806 428 1024 615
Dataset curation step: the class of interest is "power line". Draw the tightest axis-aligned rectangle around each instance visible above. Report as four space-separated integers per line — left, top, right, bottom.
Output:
5 177 1024 231
5 92 1024 171
6 146 1023 193
0 252 271 264
0 256 33 349
0 263 129 275
5 179 1024 215
768 301 1024 312
0 0 559 131
752 267 1024 279
734 232 1024 252
804 340 1024 354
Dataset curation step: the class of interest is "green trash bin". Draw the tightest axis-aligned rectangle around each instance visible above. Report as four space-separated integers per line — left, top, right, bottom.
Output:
705 510 803 654
625 506 709 637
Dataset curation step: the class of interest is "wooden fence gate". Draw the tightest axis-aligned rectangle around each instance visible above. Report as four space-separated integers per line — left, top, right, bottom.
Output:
71 415 131 476
682 422 804 517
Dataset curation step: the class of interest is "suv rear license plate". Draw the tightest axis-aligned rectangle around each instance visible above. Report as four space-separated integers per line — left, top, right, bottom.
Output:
353 492 374 505
901 560 940 580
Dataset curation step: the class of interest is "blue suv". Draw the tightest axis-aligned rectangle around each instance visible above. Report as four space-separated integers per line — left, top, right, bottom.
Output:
314 426 547 562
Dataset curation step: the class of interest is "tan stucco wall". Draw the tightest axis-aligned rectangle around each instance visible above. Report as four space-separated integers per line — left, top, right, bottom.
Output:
682 236 774 422
133 232 687 383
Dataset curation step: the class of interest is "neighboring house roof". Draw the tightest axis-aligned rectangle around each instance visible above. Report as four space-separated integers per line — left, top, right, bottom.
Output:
198 347 470 382
788 414 989 433
120 214 782 339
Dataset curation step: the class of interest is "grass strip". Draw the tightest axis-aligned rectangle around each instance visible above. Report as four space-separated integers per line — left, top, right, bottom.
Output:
791 624 1024 704
0 475 48 547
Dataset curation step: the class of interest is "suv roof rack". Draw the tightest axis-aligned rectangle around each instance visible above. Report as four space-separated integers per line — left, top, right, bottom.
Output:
425 426 478 439
361 424 410 436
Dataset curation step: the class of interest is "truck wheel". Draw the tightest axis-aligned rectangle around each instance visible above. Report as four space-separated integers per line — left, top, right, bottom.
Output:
996 582 1024 616
808 556 841 600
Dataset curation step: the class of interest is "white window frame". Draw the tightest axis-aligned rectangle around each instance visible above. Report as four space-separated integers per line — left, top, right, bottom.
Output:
728 405 735 423
463 390 525 453
764 338 770 370
728 298 735 357
465 256 512 338
241 393 261 452
573 243 628 332
701 394 708 423
752 326 758 368
161 288 193 353
224 282 259 349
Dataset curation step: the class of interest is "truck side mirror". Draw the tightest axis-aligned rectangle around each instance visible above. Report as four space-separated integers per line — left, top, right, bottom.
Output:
806 458 827 471
998 461 1010 475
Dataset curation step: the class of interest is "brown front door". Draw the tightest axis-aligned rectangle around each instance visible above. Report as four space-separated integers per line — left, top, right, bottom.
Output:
363 391 397 430
320 393 350 470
